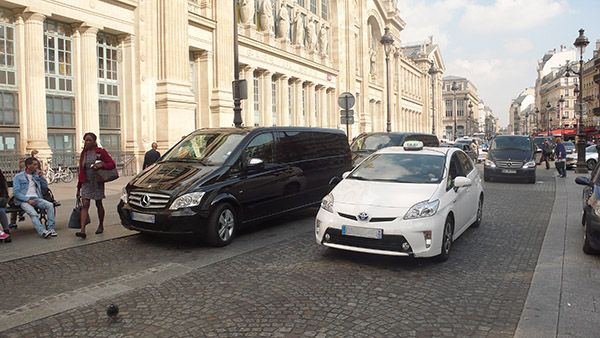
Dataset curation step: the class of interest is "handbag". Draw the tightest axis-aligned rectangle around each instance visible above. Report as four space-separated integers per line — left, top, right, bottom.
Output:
68 198 91 229
95 168 119 183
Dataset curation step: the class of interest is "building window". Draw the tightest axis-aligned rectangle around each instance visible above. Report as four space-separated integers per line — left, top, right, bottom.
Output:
97 33 119 97
457 99 465 117
565 100 569 108
445 100 452 117
253 72 260 126
310 0 317 14
457 126 465 138
272 79 277 126
288 82 292 125
298 0 305 7
0 16 16 87
44 20 73 93
321 0 329 19
99 100 120 129
0 132 17 153
0 91 17 125
47 133 74 153
99 133 120 155
46 96 74 128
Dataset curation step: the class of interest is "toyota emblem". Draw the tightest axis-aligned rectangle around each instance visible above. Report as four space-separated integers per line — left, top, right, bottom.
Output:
358 212 369 222
140 194 151 208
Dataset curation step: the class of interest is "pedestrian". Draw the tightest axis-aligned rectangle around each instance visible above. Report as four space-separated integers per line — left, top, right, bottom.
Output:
11 157 56 238
469 140 478 162
76 132 116 239
539 139 552 169
143 142 160 169
0 169 10 241
554 137 567 178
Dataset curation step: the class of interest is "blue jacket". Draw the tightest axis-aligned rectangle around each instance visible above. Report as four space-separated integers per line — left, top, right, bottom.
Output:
12 171 48 205
554 143 566 160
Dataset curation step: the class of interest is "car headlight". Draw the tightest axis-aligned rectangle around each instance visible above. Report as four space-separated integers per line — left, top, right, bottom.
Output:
169 192 205 210
484 159 496 167
120 187 128 203
321 193 334 213
522 161 536 168
404 200 440 220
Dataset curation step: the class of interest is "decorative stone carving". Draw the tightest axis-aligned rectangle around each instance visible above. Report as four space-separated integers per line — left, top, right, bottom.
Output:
260 0 273 33
292 9 303 45
277 1 289 39
369 47 377 77
239 0 254 25
318 23 328 54
305 16 315 51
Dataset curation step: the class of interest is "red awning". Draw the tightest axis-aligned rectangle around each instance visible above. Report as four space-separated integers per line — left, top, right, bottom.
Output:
548 128 577 136
584 127 597 133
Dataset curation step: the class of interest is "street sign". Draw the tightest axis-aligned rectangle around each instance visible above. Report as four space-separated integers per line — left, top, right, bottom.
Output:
341 116 354 125
340 109 354 117
338 92 355 110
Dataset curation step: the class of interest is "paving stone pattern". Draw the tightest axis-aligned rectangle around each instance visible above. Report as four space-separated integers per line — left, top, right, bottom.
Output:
2 170 556 337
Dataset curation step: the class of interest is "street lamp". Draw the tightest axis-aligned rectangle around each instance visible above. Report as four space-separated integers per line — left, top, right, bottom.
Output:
558 95 565 134
380 27 394 133
467 101 473 136
232 0 243 128
571 28 590 173
428 60 439 135
450 81 459 140
546 102 552 136
525 109 530 135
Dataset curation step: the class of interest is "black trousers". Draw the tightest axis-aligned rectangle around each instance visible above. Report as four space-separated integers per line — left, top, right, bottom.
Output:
539 153 550 169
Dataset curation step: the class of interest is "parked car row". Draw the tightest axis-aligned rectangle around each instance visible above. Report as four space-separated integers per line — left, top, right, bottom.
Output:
118 127 484 262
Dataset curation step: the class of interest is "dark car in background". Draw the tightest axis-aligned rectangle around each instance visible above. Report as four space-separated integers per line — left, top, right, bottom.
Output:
350 132 439 166
563 141 576 155
575 164 600 254
118 127 352 246
483 135 538 183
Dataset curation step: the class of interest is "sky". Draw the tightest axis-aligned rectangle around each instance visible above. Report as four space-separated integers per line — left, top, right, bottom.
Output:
397 0 600 127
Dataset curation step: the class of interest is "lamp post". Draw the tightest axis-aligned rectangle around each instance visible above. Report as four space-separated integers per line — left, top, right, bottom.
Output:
428 61 439 135
467 101 473 136
574 29 590 173
232 0 243 128
557 95 565 135
450 81 459 140
546 102 552 136
525 109 530 135
380 27 394 133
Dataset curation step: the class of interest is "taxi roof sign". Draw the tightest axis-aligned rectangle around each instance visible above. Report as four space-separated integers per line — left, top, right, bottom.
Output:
403 140 424 150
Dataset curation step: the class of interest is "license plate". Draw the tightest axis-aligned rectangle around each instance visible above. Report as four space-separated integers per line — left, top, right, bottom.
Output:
341 225 383 239
131 212 155 223
501 169 517 174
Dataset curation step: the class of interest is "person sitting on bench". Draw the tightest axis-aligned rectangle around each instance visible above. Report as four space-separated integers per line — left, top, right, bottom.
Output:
12 157 56 239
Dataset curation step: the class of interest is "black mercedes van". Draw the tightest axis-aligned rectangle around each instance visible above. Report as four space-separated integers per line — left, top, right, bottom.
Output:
117 127 351 246
350 132 439 166
483 135 537 183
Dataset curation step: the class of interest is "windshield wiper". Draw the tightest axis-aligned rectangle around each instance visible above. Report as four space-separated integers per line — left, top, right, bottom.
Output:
348 175 370 181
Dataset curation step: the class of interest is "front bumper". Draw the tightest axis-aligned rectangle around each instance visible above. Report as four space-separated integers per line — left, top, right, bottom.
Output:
118 201 209 235
314 208 445 257
484 166 535 180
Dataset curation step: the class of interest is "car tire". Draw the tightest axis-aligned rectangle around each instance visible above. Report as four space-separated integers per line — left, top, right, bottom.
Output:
435 217 453 262
587 159 597 171
583 220 598 255
205 203 237 247
472 195 483 228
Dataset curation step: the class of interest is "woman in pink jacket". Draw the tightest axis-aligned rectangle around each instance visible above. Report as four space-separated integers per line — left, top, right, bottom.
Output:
76 132 115 239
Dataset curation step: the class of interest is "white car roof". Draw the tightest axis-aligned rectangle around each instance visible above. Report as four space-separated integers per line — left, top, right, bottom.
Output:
376 146 452 156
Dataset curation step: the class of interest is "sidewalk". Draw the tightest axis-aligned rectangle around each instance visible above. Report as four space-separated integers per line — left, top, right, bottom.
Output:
516 173 600 337
0 175 138 263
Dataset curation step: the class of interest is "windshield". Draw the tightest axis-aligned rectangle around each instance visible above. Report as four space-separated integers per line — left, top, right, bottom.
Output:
563 142 575 149
490 137 532 152
162 132 247 165
348 153 445 183
350 134 403 151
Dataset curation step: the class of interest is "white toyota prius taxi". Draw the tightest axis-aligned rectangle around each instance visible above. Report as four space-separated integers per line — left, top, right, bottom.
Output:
315 141 484 262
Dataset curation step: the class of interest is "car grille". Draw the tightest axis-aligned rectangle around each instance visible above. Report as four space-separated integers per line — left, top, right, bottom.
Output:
495 160 524 169
129 191 171 209
324 228 410 253
338 212 396 222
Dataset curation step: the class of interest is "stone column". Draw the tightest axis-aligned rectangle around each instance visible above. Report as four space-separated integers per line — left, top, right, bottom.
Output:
293 79 302 125
280 75 289 126
155 0 196 145
14 13 28 154
195 50 213 128
319 87 327 127
22 12 50 157
76 25 100 139
306 82 315 126
119 34 139 156
243 66 255 126
210 0 235 126
262 71 273 127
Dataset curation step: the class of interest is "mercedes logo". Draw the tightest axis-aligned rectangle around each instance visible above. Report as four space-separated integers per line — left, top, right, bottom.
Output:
358 212 369 222
140 194 151 208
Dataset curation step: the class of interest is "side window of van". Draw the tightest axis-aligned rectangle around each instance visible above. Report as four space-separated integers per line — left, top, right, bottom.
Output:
244 133 274 164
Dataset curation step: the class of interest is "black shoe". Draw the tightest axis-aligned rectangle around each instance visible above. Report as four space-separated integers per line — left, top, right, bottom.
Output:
75 232 87 239
95 227 104 235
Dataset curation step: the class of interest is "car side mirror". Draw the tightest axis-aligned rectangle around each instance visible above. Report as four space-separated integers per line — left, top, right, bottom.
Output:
454 176 472 189
246 158 264 171
575 176 592 187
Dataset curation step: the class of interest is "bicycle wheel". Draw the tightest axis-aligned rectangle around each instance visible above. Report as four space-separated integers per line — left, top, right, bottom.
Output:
61 169 74 183
46 169 56 184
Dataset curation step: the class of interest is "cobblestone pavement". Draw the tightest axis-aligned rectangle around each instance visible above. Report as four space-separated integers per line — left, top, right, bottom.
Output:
2 168 556 337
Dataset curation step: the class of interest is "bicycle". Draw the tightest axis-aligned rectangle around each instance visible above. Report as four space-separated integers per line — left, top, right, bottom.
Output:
44 160 74 184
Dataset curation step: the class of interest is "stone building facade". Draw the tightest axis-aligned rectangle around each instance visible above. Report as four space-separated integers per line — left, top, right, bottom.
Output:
441 76 480 141
0 0 444 169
